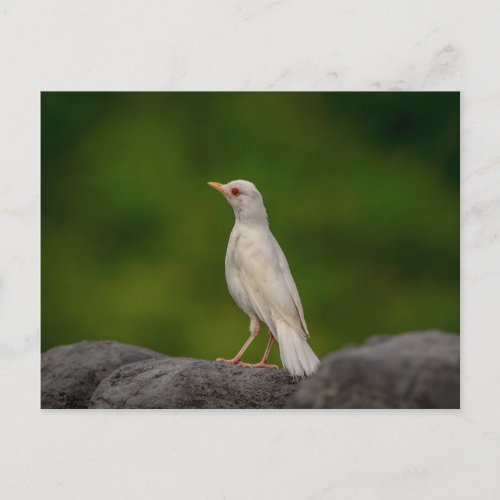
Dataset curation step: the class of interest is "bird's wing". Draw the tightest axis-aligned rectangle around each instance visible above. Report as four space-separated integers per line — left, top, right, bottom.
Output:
271 234 310 337
237 231 309 338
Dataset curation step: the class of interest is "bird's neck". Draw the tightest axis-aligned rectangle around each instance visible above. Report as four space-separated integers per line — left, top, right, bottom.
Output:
233 203 269 227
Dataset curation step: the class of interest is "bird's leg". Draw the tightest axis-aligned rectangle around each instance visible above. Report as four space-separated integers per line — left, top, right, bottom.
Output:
216 317 260 366
246 332 279 370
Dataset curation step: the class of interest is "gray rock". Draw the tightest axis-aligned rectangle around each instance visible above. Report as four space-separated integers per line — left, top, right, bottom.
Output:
286 331 460 409
42 331 460 409
41 341 165 409
90 357 298 409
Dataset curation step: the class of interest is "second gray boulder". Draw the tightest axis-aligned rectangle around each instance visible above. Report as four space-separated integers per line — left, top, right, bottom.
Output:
287 330 460 409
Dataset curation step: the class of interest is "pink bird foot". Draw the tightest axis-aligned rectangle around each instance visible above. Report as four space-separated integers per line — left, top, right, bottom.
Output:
216 358 276 369
216 358 252 367
216 357 239 365
216 358 278 370
245 362 279 370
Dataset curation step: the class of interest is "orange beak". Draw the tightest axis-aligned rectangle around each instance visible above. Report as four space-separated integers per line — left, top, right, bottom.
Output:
207 182 226 195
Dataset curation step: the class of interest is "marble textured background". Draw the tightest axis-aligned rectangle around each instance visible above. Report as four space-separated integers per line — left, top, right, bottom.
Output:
1 1 499 498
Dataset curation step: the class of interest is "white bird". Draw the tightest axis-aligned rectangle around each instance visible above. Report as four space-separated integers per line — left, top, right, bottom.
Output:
208 179 320 377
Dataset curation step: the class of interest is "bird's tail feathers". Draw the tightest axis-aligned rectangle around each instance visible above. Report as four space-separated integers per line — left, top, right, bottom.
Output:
274 320 320 377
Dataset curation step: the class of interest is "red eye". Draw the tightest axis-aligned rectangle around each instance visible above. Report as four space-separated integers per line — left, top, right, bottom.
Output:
231 188 240 196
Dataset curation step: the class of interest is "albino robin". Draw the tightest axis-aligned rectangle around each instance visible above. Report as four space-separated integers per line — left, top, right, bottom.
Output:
208 179 320 377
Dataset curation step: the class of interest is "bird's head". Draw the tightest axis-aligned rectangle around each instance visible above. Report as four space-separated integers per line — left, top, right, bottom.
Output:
208 179 268 225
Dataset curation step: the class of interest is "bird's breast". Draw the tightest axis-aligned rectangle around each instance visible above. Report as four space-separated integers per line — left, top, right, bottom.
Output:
224 225 274 315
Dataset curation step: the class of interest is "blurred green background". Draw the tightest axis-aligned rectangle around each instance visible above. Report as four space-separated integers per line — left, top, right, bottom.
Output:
42 92 459 365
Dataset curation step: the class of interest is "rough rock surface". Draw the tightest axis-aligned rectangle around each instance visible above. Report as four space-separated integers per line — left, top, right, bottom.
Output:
286 331 459 409
41 341 165 409
42 331 459 409
90 357 298 409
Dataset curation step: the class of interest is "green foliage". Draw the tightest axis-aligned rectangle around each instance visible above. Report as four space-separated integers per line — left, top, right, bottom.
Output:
42 92 459 364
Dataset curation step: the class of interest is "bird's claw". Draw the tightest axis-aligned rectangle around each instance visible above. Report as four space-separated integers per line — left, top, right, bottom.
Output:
216 358 252 367
216 358 240 365
251 363 279 370
215 358 278 370
238 361 254 368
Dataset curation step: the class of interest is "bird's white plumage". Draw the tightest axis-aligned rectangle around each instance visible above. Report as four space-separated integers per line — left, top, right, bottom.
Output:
226 226 303 337
211 179 320 376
